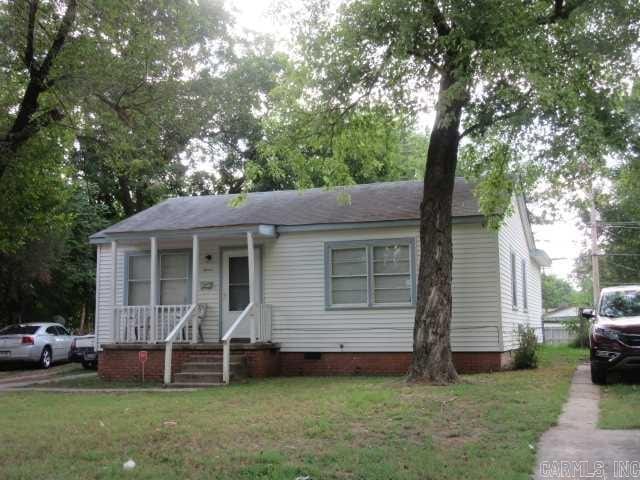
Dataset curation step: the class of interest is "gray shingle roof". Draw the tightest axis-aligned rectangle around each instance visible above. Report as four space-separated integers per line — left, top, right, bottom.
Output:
92 178 480 238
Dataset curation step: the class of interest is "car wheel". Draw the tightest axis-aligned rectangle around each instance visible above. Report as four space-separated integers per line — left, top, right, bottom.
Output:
39 347 52 369
590 361 607 385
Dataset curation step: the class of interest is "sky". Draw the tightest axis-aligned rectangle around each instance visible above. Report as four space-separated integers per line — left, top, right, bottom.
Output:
229 0 586 282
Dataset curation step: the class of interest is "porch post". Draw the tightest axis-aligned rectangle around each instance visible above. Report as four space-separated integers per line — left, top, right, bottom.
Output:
150 236 158 342
110 240 118 342
191 234 199 343
247 231 256 343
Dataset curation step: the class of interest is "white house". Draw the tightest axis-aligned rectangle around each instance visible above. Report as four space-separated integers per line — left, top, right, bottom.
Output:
90 178 550 385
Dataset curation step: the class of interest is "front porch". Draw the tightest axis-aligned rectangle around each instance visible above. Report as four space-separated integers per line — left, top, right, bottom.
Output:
98 227 277 385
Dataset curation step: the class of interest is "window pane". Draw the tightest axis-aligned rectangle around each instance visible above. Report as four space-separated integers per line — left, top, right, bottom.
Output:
332 260 367 276
374 260 410 274
331 248 367 276
373 245 409 261
332 290 367 304
374 288 411 304
374 275 411 290
229 257 249 284
229 285 250 311
161 253 188 278
161 279 187 305
331 276 367 304
129 281 150 306
129 255 150 281
332 248 366 263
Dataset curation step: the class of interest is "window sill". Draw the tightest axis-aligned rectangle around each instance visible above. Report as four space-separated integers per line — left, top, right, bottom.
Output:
326 304 415 311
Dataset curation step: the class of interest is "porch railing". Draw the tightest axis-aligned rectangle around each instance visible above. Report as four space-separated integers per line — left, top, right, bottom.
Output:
114 304 195 344
221 302 255 384
163 304 201 384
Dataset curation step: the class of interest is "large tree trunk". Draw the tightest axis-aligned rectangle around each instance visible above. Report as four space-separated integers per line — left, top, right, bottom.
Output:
408 60 466 384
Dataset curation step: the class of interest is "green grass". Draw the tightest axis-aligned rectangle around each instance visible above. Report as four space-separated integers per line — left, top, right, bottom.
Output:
0 346 584 480
599 381 640 429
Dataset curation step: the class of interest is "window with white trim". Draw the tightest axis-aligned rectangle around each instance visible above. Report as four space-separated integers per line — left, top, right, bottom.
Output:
327 240 414 308
160 252 190 305
126 251 190 306
511 252 518 308
521 258 528 310
127 254 151 306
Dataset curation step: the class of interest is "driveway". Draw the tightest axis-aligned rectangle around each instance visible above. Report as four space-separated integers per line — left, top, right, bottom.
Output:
535 364 640 479
0 363 90 389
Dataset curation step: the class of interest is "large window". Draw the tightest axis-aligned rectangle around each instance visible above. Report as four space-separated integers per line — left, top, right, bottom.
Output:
126 251 190 306
326 239 415 308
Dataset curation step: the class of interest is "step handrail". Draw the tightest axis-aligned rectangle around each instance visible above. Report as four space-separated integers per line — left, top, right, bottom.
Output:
163 304 198 385
221 302 254 384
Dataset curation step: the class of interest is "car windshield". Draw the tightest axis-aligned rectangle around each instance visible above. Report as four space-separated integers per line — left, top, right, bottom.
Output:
0 325 39 335
599 290 640 318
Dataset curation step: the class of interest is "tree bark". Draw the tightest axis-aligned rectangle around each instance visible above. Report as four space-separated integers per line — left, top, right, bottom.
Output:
408 58 466 384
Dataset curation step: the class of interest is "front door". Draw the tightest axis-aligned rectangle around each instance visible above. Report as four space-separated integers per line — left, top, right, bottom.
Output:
221 248 261 339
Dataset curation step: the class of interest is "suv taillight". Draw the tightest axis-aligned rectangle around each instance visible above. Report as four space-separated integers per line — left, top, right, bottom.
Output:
21 336 34 345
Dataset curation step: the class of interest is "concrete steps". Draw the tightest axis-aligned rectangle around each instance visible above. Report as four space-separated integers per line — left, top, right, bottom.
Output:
171 353 247 387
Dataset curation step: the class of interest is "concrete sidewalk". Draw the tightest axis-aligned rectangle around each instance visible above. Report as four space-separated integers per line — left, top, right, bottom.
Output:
534 364 640 479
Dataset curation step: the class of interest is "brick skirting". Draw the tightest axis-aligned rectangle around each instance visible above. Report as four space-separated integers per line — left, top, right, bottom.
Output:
98 344 280 382
278 351 513 376
99 344 513 382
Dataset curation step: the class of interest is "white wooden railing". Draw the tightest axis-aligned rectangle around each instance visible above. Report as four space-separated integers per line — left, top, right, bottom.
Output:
114 305 194 344
163 304 201 384
221 302 255 384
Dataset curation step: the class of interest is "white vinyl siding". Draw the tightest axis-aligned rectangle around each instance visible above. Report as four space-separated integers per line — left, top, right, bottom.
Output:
95 216 542 354
498 199 544 349
264 224 502 353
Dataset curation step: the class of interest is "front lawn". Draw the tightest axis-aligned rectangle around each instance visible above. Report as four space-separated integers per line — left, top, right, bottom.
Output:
599 381 640 429
0 346 584 480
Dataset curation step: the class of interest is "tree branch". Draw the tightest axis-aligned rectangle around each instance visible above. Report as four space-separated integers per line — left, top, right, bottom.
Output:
422 0 451 37
38 0 77 80
538 0 588 24
24 0 39 73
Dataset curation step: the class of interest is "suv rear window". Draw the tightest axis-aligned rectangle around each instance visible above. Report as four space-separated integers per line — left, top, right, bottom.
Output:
0 325 40 335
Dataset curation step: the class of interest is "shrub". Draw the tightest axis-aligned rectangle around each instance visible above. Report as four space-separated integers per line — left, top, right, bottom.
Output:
514 324 539 369
562 317 590 348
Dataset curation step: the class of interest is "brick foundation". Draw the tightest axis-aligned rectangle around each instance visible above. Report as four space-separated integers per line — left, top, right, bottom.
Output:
278 351 513 376
98 343 280 382
99 344 514 382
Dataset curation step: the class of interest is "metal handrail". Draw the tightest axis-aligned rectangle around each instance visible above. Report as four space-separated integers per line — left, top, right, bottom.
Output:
163 304 198 385
221 302 255 384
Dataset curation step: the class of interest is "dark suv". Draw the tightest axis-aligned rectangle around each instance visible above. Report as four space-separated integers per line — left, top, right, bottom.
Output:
583 286 640 384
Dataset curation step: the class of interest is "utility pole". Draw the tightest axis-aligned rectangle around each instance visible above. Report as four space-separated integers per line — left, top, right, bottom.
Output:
590 188 600 307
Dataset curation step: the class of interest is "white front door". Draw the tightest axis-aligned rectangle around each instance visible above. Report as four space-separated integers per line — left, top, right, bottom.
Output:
221 248 261 339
